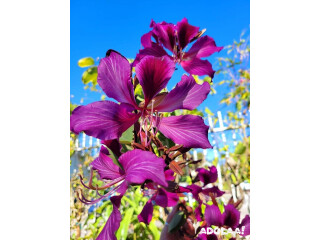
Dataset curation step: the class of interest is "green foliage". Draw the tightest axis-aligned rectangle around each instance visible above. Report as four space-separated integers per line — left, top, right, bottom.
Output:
119 125 134 145
234 142 246 155
82 66 98 85
78 57 95 68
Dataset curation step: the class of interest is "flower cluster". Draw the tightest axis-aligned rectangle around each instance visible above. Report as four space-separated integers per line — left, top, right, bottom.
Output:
70 18 250 240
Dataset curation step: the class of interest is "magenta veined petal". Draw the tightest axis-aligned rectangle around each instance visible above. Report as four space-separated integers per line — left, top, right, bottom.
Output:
70 101 140 140
194 205 202 221
90 146 123 180
101 139 122 158
141 31 153 48
118 149 168 187
154 188 179 208
157 115 212 149
239 215 250 236
223 204 240 229
137 200 154 224
152 21 176 52
135 55 175 105
204 204 224 227
164 169 175 181
96 195 122 240
202 186 225 198
154 75 210 112
133 43 169 67
184 36 223 60
187 184 203 202
181 57 215 78
97 50 137 107
196 166 218 186
176 17 199 50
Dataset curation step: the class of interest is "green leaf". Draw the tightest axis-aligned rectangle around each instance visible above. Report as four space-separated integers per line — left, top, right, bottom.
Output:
148 220 160 240
234 142 246 155
119 125 134 144
205 107 214 116
82 67 98 84
101 95 106 100
203 76 212 83
168 211 186 233
134 84 144 98
127 58 134 64
116 208 134 239
236 100 242 111
78 57 95 68
108 147 122 169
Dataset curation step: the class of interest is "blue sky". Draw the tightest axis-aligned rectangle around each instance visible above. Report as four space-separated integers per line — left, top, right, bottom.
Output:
71 0 250 116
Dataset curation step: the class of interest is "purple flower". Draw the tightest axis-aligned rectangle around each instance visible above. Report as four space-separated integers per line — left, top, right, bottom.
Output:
238 215 250 236
137 199 153 225
137 186 180 225
137 170 180 224
205 204 225 227
134 18 223 78
71 50 212 148
195 166 218 186
96 195 122 240
78 147 167 240
79 147 167 203
204 203 250 235
222 204 240 229
188 184 224 203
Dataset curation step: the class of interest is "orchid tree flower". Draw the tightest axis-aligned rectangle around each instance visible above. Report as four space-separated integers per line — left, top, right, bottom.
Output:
71 50 212 149
133 18 223 79
137 184 180 225
195 205 249 239
204 203 250 236
78 146 168 240
137 169 191 225
187 166 224 221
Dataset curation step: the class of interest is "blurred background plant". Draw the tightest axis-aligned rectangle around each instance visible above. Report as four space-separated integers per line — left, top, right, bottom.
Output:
70 33 250 239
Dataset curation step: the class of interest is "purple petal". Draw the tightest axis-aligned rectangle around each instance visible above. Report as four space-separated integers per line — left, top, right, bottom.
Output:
90 146 123 180
176 18 199 50
196 166 218 186
96 195 122 240
176 185 192 193
187 184 202 202
154 188 179 207
70 101 140 140
137 200 154 224
101 139 122 158
196 231 218 240
239 215 250 236
184 36 223 60
204 204 224 227
133 44 169 67
152 21 176 52
164 169 175 181
118 149 168 187
154 75 210 112
97 50 137 107
157 115 211 149
181 58 215 78
194 204 202 221
202 186 225 198
141 31 153 48
223 204 240 229
135 55 175 105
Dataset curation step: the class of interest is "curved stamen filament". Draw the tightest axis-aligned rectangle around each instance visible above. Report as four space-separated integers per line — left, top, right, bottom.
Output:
77 183 123 205
80 172 125 191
